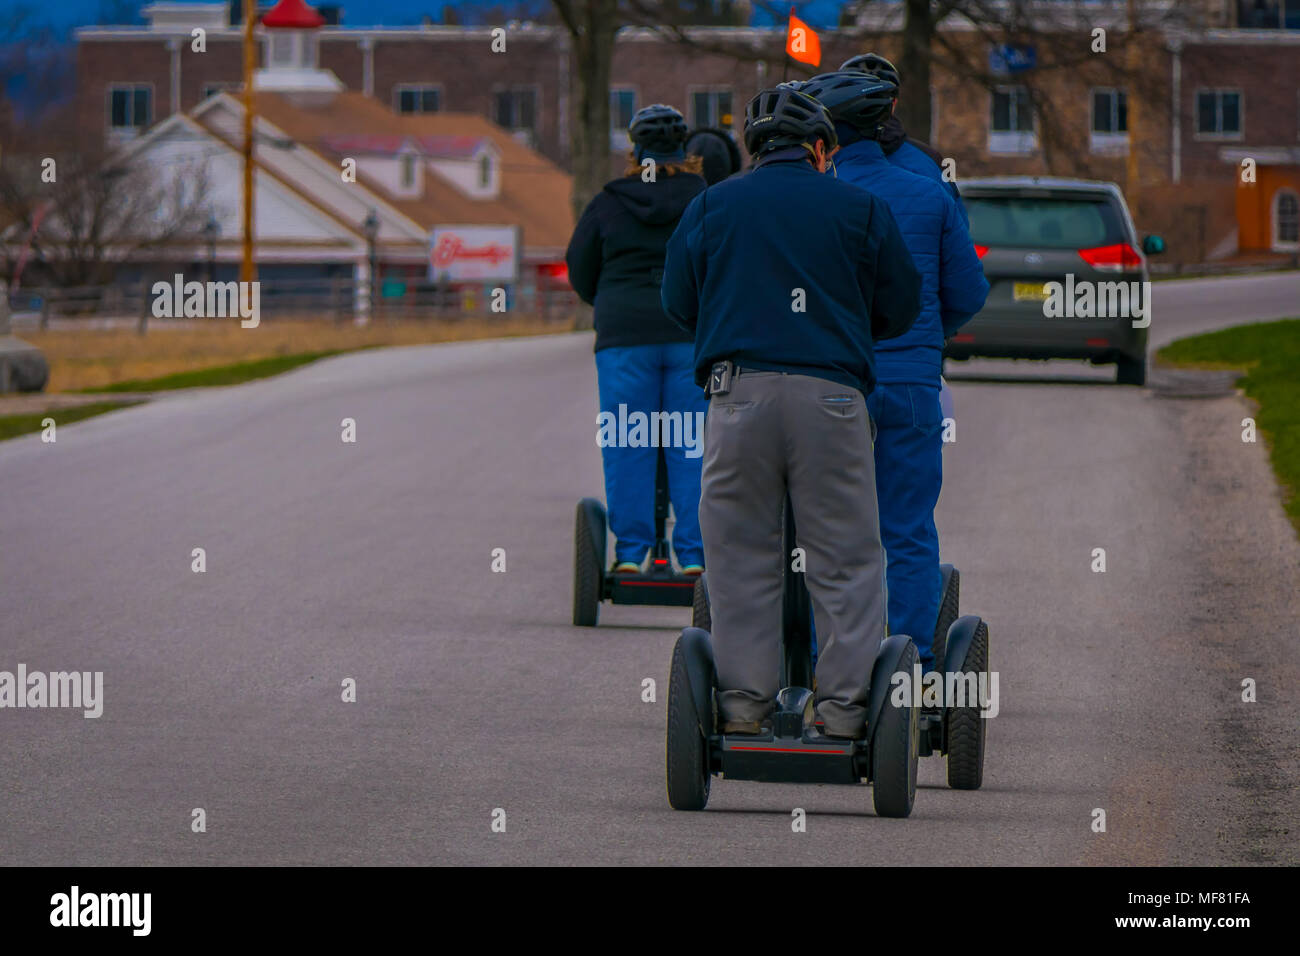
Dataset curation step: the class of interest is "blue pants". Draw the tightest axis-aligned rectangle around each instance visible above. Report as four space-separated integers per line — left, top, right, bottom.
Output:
867 383 944 670
594 343 707 568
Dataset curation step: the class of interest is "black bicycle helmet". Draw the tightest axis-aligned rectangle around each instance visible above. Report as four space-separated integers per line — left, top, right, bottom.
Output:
685 127 743 185
841 53 901 91
799 71 898 134
742 86 837 158
628 104 688 152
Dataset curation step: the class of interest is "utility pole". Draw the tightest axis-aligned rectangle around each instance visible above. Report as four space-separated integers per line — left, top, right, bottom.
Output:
241 0 257 284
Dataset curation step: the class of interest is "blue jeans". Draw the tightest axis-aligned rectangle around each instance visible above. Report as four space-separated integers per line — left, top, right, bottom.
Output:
867 383 944 670
594 343 707 568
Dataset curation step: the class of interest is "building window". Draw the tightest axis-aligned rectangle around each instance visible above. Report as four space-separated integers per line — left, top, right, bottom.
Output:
1092 89 1128 134
494 88 537 141
395 86 441 114
989 86 1035 154
610 88 636 149
266 32 317 69
109 86 152 131
1237 0 1300 29
1276 190 1299 248
691 90 733 129
611 89 636 133
479 154 492 189
1090 88 1128 153
400 153 416 190
1196 90 1243 138
269 32 295 67
992 86 1033 133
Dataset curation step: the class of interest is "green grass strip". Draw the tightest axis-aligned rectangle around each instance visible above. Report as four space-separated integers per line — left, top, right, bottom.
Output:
0 400 146 442
78 350 347 394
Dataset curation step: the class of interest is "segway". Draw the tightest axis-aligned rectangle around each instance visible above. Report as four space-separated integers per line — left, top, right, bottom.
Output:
666 502 922 817
918 565 990 790
573 449 697 627
684 539 989 794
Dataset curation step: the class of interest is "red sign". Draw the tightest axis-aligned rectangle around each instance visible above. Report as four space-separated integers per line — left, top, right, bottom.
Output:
432 236 513 268
428 226 519 282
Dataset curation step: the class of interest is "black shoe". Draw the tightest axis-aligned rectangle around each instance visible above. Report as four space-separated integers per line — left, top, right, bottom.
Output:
721 718 772 736
808 718 865 741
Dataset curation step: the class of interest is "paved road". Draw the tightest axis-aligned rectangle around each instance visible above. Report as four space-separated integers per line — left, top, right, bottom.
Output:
1148 270 1299 349
1 275 1297 865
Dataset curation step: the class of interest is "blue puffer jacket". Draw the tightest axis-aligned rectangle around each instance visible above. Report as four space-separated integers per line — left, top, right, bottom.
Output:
834 138 989 386
878 115 966 226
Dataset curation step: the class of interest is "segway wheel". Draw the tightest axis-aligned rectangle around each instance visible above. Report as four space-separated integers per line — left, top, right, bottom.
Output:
572 501 603 627
872 639 919 819
666 635 711 811
691 573 711 632
946 619 989 791
932 566 960 672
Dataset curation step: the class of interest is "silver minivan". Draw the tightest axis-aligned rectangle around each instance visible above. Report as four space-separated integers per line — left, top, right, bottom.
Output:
948 177 1165 385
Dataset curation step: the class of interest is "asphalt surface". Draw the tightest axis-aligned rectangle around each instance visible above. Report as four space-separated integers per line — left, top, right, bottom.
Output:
1 273 1297 865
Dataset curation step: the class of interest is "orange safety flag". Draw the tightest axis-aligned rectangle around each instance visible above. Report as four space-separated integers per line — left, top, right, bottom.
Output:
785 14 821 67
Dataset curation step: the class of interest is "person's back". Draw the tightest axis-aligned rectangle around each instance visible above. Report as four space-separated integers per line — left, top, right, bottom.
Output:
567 163 705 353
565 104 711 576
802 69 990 675
662 85 921 741
842 52 966 221
665 152 919 396
834 138 987 384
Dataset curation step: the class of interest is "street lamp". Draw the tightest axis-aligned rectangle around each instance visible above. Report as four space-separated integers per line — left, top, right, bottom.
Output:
362 208 379 319
203 215 220 283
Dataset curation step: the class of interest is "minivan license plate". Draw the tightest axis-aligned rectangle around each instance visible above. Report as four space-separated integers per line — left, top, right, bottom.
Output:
1013 282 1050 302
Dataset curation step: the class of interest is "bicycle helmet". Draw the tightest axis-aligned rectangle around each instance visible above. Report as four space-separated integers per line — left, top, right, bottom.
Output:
742 86 837 158
841 52 901 91
628 104 689 152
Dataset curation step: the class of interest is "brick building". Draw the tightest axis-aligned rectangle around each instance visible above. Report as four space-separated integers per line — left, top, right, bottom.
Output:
51 15 575 301
74 1 1300 261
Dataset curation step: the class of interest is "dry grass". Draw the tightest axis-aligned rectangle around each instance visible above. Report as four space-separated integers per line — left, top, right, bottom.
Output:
23 315 574 392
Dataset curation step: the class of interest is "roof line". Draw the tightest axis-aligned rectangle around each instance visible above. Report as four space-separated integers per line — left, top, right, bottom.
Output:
200 97 433 240
190 109 370 241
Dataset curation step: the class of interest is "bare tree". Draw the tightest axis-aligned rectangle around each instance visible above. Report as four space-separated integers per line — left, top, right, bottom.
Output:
550 0 1208 224
0 115 212 288
553 0 621 222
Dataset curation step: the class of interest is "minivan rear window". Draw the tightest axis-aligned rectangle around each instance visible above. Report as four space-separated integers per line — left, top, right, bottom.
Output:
964 196 1125 249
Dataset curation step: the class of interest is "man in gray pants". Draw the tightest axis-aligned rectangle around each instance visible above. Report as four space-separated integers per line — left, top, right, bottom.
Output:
661 86 920 738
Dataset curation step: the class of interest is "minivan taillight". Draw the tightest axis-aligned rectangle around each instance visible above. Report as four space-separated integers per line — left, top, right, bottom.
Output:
1077 243 1143 272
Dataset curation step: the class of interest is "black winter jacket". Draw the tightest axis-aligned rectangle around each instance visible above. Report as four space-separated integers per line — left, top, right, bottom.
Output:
565 171 707 352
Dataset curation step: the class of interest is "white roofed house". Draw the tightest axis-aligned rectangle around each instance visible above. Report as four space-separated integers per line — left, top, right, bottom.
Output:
111 16 574 319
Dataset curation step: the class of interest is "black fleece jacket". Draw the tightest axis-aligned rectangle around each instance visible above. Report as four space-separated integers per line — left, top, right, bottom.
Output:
565 171 707 352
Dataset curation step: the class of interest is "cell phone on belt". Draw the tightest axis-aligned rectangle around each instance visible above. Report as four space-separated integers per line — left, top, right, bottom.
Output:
708 360 733 397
